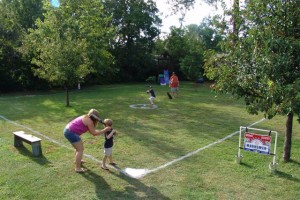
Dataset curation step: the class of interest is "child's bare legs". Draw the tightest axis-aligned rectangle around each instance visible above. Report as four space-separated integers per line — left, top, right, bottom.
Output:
171 88 175 98
171 88 178 98
149 97 153 105
108 155 114 164
149 96 155 107
102 155 108 169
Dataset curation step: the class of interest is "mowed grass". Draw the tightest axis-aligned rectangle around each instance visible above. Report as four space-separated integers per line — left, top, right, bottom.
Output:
0 82 299 200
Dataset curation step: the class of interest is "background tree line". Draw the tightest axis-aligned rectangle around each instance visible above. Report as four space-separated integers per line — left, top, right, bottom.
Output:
0 0 221 94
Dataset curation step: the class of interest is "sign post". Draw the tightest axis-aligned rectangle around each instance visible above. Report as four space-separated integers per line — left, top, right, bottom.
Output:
237 126 278 172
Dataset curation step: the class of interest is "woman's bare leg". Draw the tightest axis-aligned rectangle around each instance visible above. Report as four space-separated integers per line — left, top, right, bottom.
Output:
72 140 84 171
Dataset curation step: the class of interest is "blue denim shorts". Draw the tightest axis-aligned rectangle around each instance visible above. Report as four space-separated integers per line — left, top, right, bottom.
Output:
64 128 81 144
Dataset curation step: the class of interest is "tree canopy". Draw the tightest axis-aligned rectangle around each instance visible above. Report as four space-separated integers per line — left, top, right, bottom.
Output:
159 18 222 81
204 0 300 161
21 0 114 106
104 0 161 81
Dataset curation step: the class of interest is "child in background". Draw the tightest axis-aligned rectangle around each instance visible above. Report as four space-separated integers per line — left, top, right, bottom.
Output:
101 119 117 170
146 86 156 106
169 72 179 98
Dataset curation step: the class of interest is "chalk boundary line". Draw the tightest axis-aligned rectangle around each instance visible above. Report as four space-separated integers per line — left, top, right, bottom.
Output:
0 115 265 179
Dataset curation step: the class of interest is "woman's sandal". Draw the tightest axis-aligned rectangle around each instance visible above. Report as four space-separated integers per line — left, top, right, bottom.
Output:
75 168 87 173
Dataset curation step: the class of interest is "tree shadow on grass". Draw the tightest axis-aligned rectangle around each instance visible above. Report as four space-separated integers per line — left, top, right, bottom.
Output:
289 159 300 166
274 170 300 183
273 159 300 183
15 145 51 165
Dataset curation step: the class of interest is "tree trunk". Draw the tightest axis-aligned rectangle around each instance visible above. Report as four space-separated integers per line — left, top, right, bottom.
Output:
232 0 240 42
65 86 70 107
283 112 293 162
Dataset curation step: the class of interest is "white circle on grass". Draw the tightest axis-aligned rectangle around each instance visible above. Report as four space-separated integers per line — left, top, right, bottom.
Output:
129 104 158 109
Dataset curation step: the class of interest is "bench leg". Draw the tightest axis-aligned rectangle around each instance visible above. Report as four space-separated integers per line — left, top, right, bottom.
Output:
32 142 42 156
14 135 24 147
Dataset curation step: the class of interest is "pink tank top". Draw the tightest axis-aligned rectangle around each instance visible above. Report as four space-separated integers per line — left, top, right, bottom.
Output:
67 116 89 135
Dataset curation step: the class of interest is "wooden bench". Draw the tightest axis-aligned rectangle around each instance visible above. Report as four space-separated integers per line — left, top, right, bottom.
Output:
13 131 42 156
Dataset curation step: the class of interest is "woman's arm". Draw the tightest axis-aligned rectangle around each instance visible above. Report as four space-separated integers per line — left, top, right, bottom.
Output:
85 118 111 136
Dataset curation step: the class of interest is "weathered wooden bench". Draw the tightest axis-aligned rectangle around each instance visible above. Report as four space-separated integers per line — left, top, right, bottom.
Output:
13 131 42 156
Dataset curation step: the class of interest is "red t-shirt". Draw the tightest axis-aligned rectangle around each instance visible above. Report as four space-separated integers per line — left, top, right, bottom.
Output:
170 75 179 87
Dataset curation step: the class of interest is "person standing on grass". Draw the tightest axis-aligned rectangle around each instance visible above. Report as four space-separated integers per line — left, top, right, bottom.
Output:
169 72 179 98
101 119 118 170
64 109 111 173
147 86 156 106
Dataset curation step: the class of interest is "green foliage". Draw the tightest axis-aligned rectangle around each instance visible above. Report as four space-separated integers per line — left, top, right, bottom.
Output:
104 0 161 82
180 55 202 81
179 25 205 81
0 0 45 92
145 76 156 84
205 0 300 120
21 0 114 89
153 39 166 56
164 18 222 81
203 0 300 161
165 27 186 63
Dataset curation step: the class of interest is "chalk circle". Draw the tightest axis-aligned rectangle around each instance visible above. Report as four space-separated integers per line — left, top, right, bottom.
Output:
129 104 158 109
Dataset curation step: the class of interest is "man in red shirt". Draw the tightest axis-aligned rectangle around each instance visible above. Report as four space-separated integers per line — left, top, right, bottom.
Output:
169 72 179 98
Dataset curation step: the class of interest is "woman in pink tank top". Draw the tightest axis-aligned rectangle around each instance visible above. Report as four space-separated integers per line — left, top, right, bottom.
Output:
64 109 112 173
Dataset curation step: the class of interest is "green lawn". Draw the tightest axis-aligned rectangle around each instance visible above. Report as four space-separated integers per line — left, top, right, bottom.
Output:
0 82 299 200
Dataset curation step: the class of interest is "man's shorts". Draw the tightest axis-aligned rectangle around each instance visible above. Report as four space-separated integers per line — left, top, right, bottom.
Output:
64 128 81 144
171 87 179 92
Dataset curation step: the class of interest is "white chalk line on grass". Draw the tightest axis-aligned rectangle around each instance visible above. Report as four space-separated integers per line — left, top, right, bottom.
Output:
0 115 138 177
0 115 106 166
0 115 265 179
140 118 266 178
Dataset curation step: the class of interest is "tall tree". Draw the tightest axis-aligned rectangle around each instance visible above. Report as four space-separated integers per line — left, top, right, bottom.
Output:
21 0 114 106
204 0 300 161
165 26 186 65
162 18 222 81
180 19 222 81
104 0 161 82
